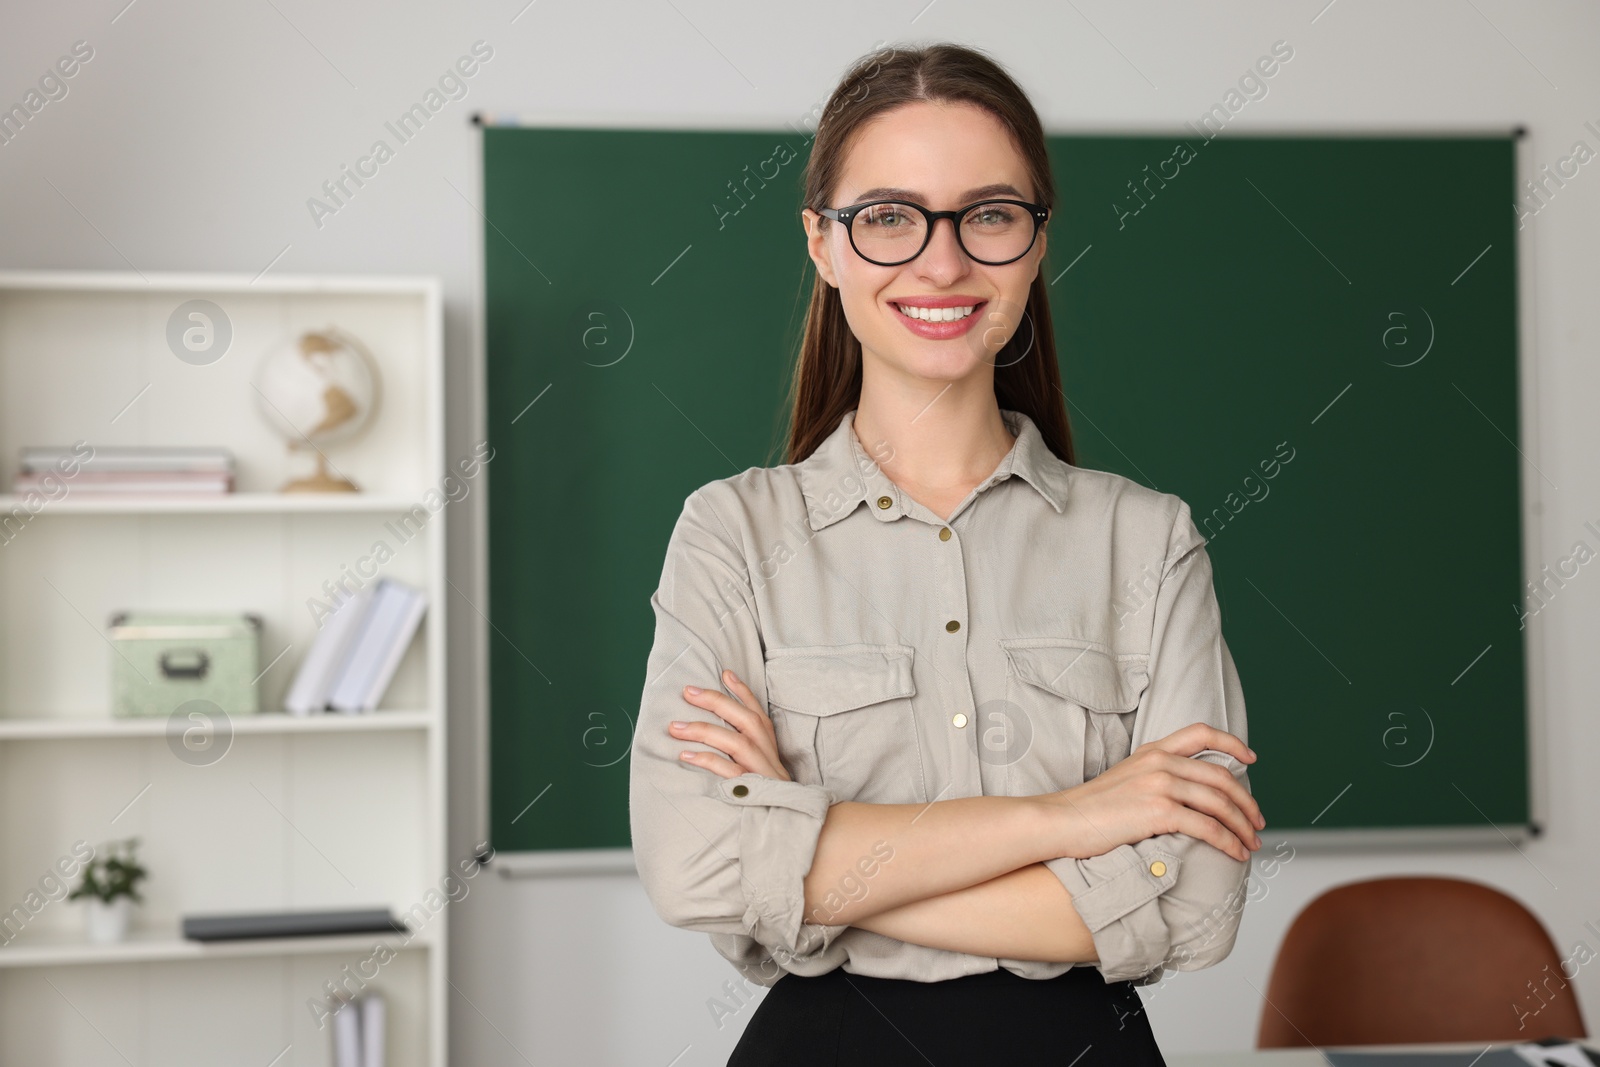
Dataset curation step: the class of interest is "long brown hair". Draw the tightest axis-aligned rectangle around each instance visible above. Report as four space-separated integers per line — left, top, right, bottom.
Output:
785 42 1074 467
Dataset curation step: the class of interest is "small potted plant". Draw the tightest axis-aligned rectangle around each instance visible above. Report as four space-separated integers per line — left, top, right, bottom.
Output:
69 838 148 943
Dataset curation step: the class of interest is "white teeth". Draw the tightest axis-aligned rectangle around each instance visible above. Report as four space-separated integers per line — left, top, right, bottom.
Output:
896 303 976 323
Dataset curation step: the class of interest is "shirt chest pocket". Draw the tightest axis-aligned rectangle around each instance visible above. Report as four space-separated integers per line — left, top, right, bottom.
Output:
998 638 1151 792
763 643 925 806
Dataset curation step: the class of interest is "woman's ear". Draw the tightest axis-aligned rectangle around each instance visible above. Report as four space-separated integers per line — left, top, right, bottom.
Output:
1026 222 1048 284
801 209 840 289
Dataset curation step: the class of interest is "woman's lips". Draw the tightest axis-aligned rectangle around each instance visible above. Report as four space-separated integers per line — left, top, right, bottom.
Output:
890 299 987 340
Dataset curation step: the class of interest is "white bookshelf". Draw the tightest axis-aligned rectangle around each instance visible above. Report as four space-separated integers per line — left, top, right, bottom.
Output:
0 271 448 1067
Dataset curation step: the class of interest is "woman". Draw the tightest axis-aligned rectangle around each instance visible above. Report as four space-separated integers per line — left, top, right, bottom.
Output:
628 42 1266 1065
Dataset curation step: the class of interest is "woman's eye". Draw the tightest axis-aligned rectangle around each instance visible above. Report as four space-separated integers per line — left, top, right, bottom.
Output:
970 206 1016 227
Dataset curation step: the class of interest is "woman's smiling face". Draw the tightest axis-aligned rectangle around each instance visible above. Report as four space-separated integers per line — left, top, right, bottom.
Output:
804 99 1047 384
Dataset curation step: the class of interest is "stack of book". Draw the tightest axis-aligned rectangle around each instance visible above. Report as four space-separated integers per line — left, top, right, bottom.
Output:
286 578 427 714
333 990 387 1067
13 445 234 495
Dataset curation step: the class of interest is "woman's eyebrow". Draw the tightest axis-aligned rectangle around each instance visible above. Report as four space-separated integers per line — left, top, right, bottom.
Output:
849 182 1026 204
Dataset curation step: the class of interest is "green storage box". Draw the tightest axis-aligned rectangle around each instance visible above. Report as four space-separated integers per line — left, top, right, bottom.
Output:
109 612 263 718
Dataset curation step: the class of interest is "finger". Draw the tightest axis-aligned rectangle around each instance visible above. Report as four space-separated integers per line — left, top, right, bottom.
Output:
669 718 749 761
1157 723 1252 763
1148 723 1254 766
722 670 761 713
1160 753 1265 829
683 683 765 735
1169 806 1251 862
670 719 782 779
1165 778 1260 854
1172 723 1253 764
721 671 777 738
675 747 745 779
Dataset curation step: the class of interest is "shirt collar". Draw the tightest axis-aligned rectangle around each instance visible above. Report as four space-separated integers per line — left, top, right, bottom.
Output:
797 407 1072 531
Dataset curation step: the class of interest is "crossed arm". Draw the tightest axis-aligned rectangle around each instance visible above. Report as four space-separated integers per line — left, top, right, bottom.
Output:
858 861 1099 963
671 669 1263 967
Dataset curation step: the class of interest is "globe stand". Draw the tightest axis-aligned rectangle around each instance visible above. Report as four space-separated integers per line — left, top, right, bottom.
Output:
281 448 359 493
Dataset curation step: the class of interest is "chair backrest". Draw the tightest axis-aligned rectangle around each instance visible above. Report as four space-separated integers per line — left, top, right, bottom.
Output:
1257 875 1587 1048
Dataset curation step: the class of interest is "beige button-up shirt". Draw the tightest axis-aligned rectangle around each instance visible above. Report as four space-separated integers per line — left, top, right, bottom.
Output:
629 406 1252 988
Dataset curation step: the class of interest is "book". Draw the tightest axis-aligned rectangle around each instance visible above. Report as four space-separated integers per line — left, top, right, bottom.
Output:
181 907 406 941
333 996 362 1067
327 578 426 713
11 470 232 494
330 991 387 1067
361 991 387 1067
285 586 375 715
19 445 235 473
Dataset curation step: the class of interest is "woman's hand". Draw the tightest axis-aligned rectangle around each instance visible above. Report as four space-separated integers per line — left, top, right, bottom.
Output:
1040 723 1264 862
667 669 792 781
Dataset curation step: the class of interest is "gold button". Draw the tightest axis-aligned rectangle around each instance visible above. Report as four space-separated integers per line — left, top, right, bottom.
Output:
945 620 960 633
732 784 748 797
876 495 893 509
1148 860 1166 878
952 713 968 728
938 527 951 541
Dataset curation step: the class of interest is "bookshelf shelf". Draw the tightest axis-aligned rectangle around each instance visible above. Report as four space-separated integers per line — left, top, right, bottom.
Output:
0 710 435 741
0 925 434 969
0 492 435 515
0 270 449 1067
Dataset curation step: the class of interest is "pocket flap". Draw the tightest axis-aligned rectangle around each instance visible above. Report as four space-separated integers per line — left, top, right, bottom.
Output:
764 643 915 717
999 639 1147 713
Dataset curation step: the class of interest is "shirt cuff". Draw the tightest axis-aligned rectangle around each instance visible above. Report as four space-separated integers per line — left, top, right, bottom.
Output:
715 773 847 965
1044 840 1182 984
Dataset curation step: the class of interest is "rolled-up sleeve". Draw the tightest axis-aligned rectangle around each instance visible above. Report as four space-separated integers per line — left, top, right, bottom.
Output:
1044 499 1252 985
628 486 849 979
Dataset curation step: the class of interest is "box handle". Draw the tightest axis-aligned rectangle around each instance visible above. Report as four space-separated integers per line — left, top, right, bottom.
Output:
160 649 210 680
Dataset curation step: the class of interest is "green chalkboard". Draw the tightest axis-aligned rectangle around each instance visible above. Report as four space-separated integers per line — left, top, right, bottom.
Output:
483 127 1527 853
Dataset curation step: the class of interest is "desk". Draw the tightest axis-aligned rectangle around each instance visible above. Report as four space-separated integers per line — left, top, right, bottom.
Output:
1171 1041 1596 1065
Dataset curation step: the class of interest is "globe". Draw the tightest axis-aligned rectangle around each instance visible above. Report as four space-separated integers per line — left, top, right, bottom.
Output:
252 328 382 492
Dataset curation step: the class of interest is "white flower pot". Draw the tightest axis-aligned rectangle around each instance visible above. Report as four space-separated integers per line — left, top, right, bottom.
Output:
84 897 132 944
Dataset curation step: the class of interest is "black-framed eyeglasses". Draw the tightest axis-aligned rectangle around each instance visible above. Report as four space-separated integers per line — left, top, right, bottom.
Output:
817 198 1050 267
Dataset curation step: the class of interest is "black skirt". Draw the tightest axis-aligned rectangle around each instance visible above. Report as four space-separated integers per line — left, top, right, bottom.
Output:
725 963 1167 1066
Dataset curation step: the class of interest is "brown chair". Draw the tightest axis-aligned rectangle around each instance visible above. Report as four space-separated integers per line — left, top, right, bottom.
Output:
1257 876 1588 1048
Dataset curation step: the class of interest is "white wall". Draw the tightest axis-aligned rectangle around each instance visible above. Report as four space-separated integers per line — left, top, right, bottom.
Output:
4 1 1598 1061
